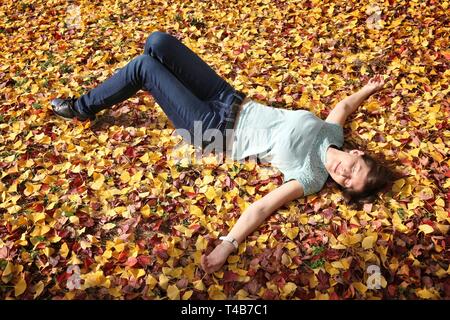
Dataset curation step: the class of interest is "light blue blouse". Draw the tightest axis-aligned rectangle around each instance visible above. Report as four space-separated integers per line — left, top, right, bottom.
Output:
231 100 344 196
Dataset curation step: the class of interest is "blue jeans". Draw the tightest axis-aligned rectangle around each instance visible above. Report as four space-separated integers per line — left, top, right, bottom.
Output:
75 31 243 148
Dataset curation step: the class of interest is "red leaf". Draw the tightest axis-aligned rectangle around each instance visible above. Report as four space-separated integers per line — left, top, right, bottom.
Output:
223 271 239 282
71 242 80 253
0 246 9 259
56 272 70 284
83 256 95 269
262 289 277 299
292 256 303 265
387 284 397 297
117 251 128 263
247 268 257 277
125 257 138 267
124 146 137 158
137 255 151 267
442 51 450 60
152 219 163 231
329 292 340 300
32 203 44 212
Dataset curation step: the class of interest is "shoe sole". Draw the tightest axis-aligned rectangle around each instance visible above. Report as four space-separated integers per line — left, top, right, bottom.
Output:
52 110 94 122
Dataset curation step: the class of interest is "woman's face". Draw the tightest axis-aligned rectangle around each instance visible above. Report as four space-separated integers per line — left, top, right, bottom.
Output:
328 149 370 192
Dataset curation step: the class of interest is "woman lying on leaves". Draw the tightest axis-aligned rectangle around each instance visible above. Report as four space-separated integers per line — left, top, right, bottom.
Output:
52 31 394 274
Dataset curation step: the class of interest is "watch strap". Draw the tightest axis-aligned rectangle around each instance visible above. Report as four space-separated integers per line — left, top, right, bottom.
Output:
219 235 238 250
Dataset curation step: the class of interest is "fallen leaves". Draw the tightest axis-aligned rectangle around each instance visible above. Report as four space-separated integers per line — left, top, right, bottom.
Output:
0 0 449 301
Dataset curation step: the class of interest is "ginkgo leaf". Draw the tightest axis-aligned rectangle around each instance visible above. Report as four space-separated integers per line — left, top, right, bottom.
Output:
418 224 434 235
91 173 105 190
167 284 180 300
15 277 27 297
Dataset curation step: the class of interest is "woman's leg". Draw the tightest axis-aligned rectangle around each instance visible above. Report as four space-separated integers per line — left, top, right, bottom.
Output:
75 31 238 117
144 31 236 102
76 54 222 139
74 58 142 117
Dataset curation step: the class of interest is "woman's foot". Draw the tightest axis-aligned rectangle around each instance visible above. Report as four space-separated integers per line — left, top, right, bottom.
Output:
201 241 235 274
51 98 96 121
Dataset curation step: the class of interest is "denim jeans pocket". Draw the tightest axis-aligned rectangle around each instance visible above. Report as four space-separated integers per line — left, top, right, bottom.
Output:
209 100 232 130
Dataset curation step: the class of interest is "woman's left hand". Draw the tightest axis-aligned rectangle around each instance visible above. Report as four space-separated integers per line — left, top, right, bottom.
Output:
201 241 235 274
364 74 385 94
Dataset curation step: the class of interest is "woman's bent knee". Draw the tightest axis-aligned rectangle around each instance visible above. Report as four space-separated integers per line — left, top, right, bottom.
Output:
144 31 171 56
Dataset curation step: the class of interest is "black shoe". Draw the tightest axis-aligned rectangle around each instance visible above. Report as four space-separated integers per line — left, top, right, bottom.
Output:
51 98 95 121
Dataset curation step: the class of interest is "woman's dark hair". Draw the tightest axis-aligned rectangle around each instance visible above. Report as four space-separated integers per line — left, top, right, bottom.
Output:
341 153 395 205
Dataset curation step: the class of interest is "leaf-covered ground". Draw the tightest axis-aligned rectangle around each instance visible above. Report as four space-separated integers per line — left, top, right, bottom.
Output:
0 0 449 300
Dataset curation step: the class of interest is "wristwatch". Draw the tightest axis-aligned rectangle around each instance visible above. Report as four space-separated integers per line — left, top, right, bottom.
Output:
219 235 238 250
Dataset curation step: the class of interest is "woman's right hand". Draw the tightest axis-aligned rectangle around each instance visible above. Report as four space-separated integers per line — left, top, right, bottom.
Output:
364 74 385 94
201 241 236 274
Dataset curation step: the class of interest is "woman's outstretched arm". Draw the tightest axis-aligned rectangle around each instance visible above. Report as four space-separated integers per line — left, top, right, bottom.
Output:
201 179 304 274
326 74 385 126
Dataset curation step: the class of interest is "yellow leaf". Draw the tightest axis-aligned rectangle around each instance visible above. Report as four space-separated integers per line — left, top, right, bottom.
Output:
208 285 226 300
416 288 439 299
43 247 53 257
430 150 444 163
353 282 367 294
82 271 107 289
60 243 69 258
435 198 445 207
227 255 240 264
32 211 46 223
92 55 103 63
272 52 284 61
299 214 309 225
257 233 269 243
139 153 149 163
182 290 193 300
31 84 39 94
3 261 13 276
190 205 203 217
418 224 434 235
102 250 112 259
285 226 299 240
130 171 143 185
362 235 376 249
331 257 352 270
33 281 44 299
15 277 27 297
193 280 205 291
68 252 82 265
195 236 207 251
91 172 105 190
436 223 449 235
392 212 408 233
409 148 420 157
159 274 169 290
146 275 157 289
120 171 130 184
39 225 51 236
281 253 292 267
102 223 116 230
129 268 145 280
282 282 297 297
167 284 180 300
24 183 41 196
337 233 362 246
392 179 405 192
35 133 51 144
205 186 217 202
283 95 293 104
141 204 151 218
